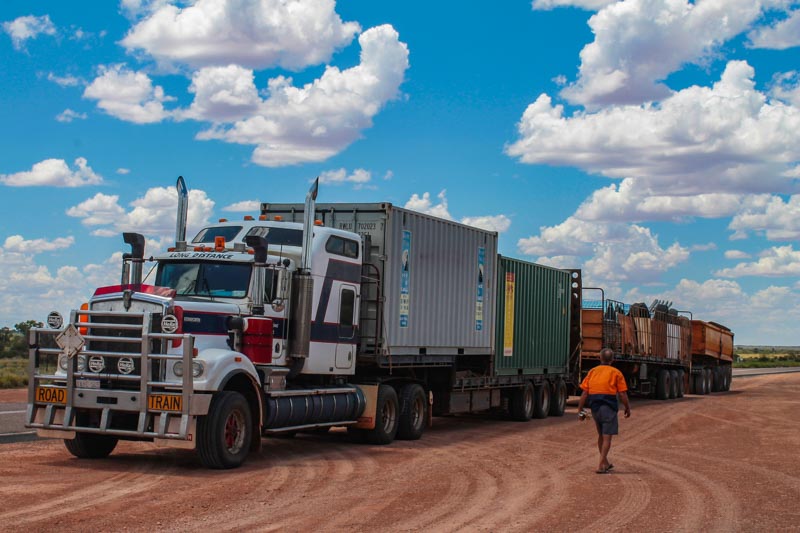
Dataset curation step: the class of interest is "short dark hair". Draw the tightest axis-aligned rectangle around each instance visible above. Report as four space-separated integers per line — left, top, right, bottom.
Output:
600 348 614 363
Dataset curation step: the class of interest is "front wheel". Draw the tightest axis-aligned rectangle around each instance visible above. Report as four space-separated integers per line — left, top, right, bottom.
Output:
64 432 118 459
197 391 252 469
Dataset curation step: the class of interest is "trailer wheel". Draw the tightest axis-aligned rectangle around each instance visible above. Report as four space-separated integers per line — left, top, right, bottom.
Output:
715 367 726 392
533 383 551 419
365 384 399 445
397 384 427 440
693 372 705 395
724 366 732 391
509 382 534 421
64 432 118 459
668 370 679 399
197 391 252 469
704 368 713 395
656 369 671 400
548 379 567 417
676 370 685 398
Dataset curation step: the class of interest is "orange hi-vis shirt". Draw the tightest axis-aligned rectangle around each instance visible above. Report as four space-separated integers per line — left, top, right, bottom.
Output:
580 365 628 395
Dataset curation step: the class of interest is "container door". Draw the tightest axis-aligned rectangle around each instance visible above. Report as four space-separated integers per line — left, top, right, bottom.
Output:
335 285 357 369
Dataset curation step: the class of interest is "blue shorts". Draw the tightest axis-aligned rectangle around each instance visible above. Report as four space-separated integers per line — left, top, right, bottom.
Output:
592 404 619 435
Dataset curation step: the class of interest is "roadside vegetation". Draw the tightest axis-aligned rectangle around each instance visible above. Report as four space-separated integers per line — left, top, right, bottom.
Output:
0 320 41 389
734 347 800 368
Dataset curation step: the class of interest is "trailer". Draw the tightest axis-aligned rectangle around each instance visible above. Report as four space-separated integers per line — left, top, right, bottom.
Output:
579 289 692 400
689 320 734 394
25 178 575 468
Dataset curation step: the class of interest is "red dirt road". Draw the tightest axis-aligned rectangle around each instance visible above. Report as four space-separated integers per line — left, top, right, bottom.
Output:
1 373 798 532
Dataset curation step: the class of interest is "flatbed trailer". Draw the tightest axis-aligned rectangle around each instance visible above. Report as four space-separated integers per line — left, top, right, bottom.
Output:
579 289 691 400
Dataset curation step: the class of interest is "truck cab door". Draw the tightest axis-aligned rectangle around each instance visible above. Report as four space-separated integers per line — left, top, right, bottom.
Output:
335 285 357 369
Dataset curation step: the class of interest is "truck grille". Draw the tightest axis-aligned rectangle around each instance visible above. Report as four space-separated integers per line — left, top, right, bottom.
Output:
86 312 167 390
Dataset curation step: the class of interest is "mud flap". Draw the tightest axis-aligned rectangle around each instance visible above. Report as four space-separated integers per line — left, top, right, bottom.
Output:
354 384 378 430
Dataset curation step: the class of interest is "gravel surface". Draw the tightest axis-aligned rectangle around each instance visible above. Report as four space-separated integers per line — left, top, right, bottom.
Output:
0 373 798 532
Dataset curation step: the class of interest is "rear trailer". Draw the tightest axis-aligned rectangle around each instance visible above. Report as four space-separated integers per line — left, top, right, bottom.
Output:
689 320 734 394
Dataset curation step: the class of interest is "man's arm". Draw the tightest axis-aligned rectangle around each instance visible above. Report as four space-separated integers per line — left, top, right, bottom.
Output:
619 391 631 418
577 389 589 418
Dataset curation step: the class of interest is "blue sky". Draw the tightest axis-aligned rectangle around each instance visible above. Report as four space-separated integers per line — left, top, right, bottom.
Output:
2 0 800 344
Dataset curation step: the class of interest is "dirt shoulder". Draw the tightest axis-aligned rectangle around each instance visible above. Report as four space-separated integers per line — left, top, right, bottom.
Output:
1 374 798 532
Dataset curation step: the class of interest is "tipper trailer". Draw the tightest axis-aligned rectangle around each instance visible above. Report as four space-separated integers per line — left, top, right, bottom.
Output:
26 178 577 468
689 320 734 394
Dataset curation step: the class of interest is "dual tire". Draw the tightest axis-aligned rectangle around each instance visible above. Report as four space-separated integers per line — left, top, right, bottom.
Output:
350 383 427 444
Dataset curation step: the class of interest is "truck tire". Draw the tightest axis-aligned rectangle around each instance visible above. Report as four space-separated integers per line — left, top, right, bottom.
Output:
197 391 252 469
676 370 685 398
64 432 118 459
365 384 399 445
549 379 567 417
656 369 670 400
715 367 726 392
533 382 551 419
693 372 705 395
397 384 427 441
704 368 712 395
724 366 732 391
509 382 534 421
668 370 679 399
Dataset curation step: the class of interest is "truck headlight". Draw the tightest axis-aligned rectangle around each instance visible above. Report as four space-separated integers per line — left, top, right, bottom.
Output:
58 354 87 372
173 361 204 378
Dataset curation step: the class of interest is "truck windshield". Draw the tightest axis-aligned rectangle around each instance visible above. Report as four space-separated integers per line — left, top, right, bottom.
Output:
156 261 252 297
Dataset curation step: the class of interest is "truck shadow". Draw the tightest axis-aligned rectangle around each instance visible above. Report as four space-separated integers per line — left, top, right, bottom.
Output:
35 391 743 474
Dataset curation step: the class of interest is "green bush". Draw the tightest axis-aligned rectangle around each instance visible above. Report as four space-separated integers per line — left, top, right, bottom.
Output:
0 358 28 389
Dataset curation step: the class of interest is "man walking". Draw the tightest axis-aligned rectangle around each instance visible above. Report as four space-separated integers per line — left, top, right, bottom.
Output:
577 348 631 474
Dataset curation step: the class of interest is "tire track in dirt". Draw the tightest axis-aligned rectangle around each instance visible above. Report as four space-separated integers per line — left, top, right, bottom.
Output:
0 446 175 525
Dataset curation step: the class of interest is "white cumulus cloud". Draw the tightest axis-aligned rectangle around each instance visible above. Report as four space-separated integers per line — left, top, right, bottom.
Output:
319 168 372 189
748 8 800 50
83 64 174 124
519 217 689 283
532 0 616 10
560 0 778 107
2 14 56 50
4 235 75 254
55 109 87 123
507 61 800 196
121 0 360 70
725 250 752 260
729 194 800 240
0 157 103 187
223 200 261 212
196 24 409 166
404 190 512 233
715 245 800 277
67 187 214 239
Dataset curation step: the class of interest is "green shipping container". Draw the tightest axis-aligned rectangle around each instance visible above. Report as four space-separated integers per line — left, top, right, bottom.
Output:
494 256 571 376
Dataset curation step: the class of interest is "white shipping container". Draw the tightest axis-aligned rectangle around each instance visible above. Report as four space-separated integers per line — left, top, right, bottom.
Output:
261 202 499 358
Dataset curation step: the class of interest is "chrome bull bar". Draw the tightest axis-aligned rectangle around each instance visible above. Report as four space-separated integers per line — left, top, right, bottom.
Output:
26 309 210 443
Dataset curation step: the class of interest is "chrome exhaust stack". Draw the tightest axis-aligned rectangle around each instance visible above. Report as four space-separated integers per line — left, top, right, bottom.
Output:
175 176 188 251
122 232 146 285
288 178 319 373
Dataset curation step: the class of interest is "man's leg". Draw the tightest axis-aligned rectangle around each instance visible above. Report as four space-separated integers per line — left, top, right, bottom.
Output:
599 434 612 471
